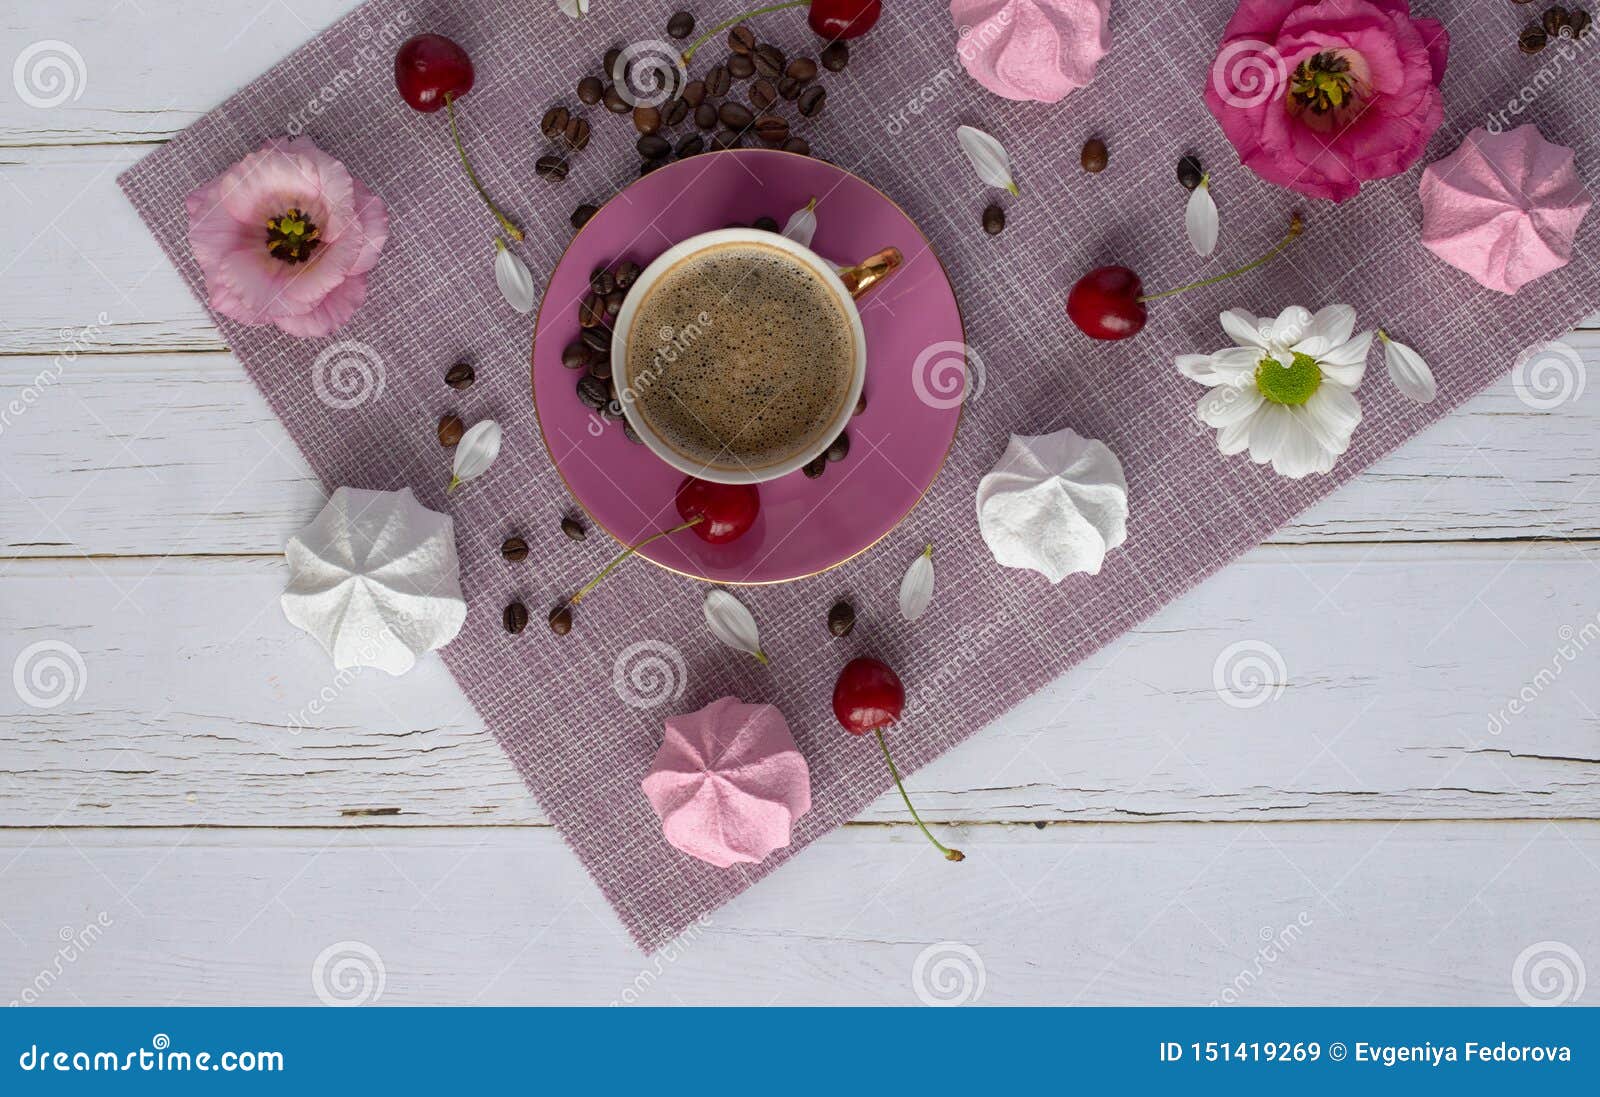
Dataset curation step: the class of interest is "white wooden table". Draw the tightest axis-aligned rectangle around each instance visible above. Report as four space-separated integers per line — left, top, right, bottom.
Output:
2 1 1597 1007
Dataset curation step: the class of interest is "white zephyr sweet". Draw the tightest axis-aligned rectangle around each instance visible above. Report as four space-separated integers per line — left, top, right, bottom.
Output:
975 427 1128 583
281 487 468 676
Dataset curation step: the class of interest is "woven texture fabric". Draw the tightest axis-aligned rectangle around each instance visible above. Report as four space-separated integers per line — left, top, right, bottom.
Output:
120 0 1600 950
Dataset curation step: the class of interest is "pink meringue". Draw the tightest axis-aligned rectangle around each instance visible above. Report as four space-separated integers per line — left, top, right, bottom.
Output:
1419 124 1592 295
950 0 1111 103
641 697 811 869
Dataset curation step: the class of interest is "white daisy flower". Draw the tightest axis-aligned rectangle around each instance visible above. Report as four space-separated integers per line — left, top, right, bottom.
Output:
1177 305 1374 479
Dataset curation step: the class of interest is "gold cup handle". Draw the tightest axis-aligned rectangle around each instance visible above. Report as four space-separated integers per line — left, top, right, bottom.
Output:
837 247 902 300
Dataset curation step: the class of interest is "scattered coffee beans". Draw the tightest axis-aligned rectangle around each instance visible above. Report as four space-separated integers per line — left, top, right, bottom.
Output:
501 536 529 562
577 76 603 104
728 24 756 54
720 102 754 129
820 41 849 71
728 53 756 79
1519 24 1548 51
536 154 570 181
827 600 856 637
705 63 731 96
577 374 609 410
782 136 811 155
802 454 827 479
637 132 671 159
667 10 695 38
826 432 850 462
786 57 818 82
548 605 574 635
755 114 790 145
445 362 475 389
662 97 688 127
540 106 570 139
561 517 587 541
563 116 590 151
562 342 590 369
633 105 661 134
437 414 464 446
777 75 801 100
503 601 530 634
579 294 605 328
1177 154 1204 191
753 44 785 78
750 79 778 109
1081 138 1109 173
797 85 826 117
753 215 780 232
571 203 598 229
982 203 1005 235
694 102 718 129
677 134 706 157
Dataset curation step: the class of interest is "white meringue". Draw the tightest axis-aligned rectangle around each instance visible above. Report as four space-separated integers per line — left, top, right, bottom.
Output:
281 487 468 676
975 428 1128 582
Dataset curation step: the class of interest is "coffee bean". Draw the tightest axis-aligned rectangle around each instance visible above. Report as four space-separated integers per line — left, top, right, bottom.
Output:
603 47 621 75
589 357 614 382
445 362 475 389
755 114 789 145
728 24 756 54
570 203 598 230
711 129 742 150
682 80 706 107
1080 137 1108 173
633 105 661 134
719 102 754 129
577 76 604 104
548 605 574 635
540 106 570 139
1520 24 1549 51
753 215 779 232
782 136 811 155
827 600 856 637
603 85 630 113
601 399 624 422
802 454 827 479
636 132 671 159
605 288 626 314
1566 9 1590 36
438 414 465 446
590 267 616 296
536 154 570 181
614 260 641 289
1177 154 1204 191
1544 6 1570 35
854 392 867 416
667 10 695 38
580 293 606 328
797 84 826 117
705 64 731 97
694 102 718 129
622 420 643 444
581 327 612 356
777 76 801 101
786 57 818 82
577 374 609 410
662 97 688 127
754 44 785 78
501 536 529 562
676 133 706 157
826 432 850 462
982 203 1005 235
503 601 530 634
728 53 755 79
750 79 778 109
821 41 849 71
563 116 590 151
561 341 590 370
639 157 668 176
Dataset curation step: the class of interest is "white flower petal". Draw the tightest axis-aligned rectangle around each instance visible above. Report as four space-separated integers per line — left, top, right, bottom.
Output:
1316 329 1375 386
1292 304 1357 357
1185 178 1218 257
1211 345 1263 381
494 242 535 314
556 0 589 18
1216 415 1254 455
1381 331 1437 404
704 589 768 664
956 124 1018 194
448 420 502 491
782 199 818 248
1177 354 1222 385
898 545 935 622
1269 306 1314 347
1272 415 1325 478
1247 402 1291 466
1198 384 1263 429
1220 309 1267 349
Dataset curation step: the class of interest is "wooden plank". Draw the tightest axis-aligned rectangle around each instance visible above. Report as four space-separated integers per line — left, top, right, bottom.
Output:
1 823 1595 1004
2 548 1596 828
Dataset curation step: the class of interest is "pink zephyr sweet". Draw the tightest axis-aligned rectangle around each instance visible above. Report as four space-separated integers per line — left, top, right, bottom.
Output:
1419 124 1592 296
641 697 812 869
949 0 1111 104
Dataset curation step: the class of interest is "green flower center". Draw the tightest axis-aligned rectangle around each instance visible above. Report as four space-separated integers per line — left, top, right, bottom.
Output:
1287 51 1367 131
265 207 321 264
1255 352 1322 406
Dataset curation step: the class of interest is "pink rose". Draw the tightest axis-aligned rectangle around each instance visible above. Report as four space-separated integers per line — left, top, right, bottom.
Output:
185 137 389 338
1204 0 1450 203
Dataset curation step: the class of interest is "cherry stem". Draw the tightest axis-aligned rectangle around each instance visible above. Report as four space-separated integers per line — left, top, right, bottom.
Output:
569 516 704 605
1137 213 1304 302
681 0 808 64
875 728 965 862
444 94 524 243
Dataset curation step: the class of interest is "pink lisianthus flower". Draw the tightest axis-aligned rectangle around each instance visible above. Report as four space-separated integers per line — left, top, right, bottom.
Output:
185 137 389 338
1204 0 1449 203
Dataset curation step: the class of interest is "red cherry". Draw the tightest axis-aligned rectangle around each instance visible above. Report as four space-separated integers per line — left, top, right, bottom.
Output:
1067 265 1148 341
808 0 883 39
674 477 760 545
394 34 475 113
832 657 904 735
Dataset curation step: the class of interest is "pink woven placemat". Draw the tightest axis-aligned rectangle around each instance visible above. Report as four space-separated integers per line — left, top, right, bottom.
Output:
120 0 1600 949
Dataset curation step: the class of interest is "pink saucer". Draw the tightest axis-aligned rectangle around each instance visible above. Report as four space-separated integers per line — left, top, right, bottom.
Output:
531 149 965 584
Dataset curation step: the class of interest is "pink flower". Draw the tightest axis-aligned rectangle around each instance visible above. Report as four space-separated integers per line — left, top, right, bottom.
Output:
185 137 388 338
1204 0 1449 203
